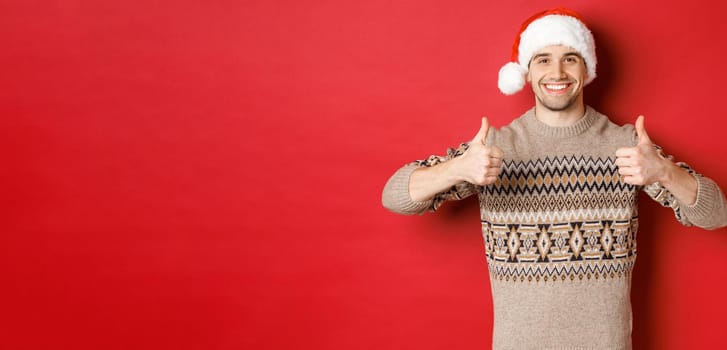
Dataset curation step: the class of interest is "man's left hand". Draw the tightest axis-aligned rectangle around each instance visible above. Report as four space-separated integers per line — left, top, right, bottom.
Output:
615 115 667 186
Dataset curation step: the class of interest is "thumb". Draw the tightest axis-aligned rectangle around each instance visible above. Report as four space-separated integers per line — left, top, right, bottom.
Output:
471 117 490 144
635 115 651 145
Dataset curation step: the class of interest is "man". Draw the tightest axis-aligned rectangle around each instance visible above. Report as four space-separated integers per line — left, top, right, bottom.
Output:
381 7 727 350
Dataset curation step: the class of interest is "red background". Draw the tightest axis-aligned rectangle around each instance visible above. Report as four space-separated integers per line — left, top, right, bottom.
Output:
3 1 727 349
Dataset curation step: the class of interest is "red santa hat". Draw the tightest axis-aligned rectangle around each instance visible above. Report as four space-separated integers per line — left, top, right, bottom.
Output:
498 7 597 95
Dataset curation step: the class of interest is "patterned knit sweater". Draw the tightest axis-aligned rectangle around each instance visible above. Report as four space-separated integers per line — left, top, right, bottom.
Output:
382 106 727 350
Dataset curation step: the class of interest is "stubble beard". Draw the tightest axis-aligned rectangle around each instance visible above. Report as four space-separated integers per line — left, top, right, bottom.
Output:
536 93 580 112
534 76 583 112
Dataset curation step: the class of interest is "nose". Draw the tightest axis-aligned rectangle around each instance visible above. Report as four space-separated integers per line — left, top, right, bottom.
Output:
552 62 567 79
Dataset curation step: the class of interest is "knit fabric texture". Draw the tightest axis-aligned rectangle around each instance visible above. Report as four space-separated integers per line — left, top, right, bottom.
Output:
382 106 727 349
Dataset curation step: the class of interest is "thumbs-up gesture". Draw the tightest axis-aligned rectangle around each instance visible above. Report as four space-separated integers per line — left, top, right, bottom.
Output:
453 117 504 186
615 116 667 186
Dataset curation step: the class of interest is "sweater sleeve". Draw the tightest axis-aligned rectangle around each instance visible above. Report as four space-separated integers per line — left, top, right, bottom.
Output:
641 147 727 229
382 143 477 215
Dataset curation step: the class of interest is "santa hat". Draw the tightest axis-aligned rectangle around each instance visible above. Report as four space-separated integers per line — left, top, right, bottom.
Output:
497 7 597 95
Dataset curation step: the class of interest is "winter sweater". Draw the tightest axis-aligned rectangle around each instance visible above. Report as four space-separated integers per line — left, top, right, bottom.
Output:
382 106 727 350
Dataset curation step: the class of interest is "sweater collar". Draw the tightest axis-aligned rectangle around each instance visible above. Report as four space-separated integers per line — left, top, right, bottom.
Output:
523 106 598 138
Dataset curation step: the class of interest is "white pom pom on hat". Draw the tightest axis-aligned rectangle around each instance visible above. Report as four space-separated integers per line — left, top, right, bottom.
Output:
498 7 597 95
498 62 528 95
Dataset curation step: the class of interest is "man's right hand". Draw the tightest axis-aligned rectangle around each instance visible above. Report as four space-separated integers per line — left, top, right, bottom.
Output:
408 117 505 202
452 117 504 186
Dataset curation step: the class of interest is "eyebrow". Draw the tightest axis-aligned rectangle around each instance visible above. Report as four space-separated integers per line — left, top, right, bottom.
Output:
563 52 583 59
531 52 583 62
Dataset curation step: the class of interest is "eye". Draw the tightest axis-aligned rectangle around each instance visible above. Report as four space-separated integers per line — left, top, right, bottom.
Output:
536 58 549 64
565 56 580 64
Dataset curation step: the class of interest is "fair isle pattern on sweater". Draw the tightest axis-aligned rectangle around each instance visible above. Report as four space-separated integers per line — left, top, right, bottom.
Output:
418 150 642 283
481 155 637 283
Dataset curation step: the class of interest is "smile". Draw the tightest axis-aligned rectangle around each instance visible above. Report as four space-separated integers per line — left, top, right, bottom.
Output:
542 82 572 94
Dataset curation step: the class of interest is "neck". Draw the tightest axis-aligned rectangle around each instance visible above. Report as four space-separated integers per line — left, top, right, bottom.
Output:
533 97 586 127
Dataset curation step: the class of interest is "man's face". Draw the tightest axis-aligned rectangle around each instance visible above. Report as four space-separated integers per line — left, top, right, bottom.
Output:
527 45 588 112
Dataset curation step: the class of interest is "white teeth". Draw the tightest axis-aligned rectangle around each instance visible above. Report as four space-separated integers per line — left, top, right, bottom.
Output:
545 84 568 90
